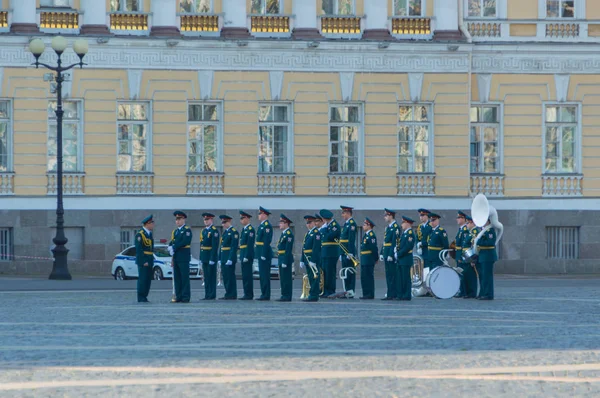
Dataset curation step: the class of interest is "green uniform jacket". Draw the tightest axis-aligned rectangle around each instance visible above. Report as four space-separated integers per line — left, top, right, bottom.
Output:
454 224 469 263
426 226 449 263
339 218 357 255
417 221 432 257
360 230 378 266
255 220 273 259
239 224 255 262
200 225 219 263
321 219 341 258
461 226 481 261
135 228 154 266
302 227 322 266
170 225 192 263
397 228 415 267
219 227 239 264
277 228 294 266
382 221 400 258
476 227 498 262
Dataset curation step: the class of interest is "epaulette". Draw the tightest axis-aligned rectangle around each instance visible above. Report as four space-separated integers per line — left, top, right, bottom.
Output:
211 225 217 230
184 225 189 229
231 227 236 232
408 230 413 234
368 231 374 236
286 230 291 235
349 219 355 224
439 227 445 231
248 225 253 230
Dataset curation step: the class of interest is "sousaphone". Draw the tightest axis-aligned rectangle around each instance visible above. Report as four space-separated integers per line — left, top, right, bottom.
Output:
462 194 504 263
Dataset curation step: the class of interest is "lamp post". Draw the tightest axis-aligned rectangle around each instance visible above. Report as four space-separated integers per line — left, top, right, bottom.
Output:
28 36 89 280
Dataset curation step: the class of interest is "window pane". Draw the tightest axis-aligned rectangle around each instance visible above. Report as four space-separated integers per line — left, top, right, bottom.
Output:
189 105 202 121
110 0 120 12
259 125 273 142
331 143 339 156
118 104 129 120
546 143 558 157
180 0 193 13
329 156 338 172
483 0 496 17
562 1 574 18
274 126 287 142
266 0 279 14
63 124 78 140
470 126 479 142
399 106 412 122
560 106 577 123
398 156 410 172
415 156 428 173
251 0 262 13
204 105 217 121
483 157 497 173
347 107 359 123
0 102 8 118
470 157 478 173
119 142 129 155
204 125 216 148
131 104 147 120
48 137 58 156
63 156 77 171
274 106 288 122
399 142 410 155
330 107 342 122
470 142 479 158
414 141 428 157
133 140 146 156
481 107 497 123
259 106 273 122
338 0 353 14
414 125 428 141
189 125 202 140
415 106 428 122
562 126 575 143
562 141 575 158
330 126 340 142
118 155 132 171
188 155 199 172
409 0 422 16
468 0 481 17
484 143 497 158
346 126 358 142
546 106 557 122
483 126 498 142
62 102 78 119
562 156 575 172
546 127 558 143
470 107 479 122
395 0 407 15
545 158 557 172
133 124 146 140
322 0 334 14
133 155 146 171
189 141 199 155
126 0 139 12
204 145 217 171
198 0 211 12
547 0 559 18
398 126 410 142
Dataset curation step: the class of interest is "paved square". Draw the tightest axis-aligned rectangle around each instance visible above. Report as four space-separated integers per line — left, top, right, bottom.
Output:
1 276 600 397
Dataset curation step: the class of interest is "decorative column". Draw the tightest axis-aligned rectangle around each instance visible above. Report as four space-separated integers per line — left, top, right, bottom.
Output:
433 0 462 40
150 0 180 37
221 0 250 38
362 0 392 40
80 0 110 35
292 0 321 39
10 0 39 33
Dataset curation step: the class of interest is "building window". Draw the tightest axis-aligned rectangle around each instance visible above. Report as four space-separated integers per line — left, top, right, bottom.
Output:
546 226 579 259
120 227 139 251
544 104 578 173
110 0 141 12
468 0 497 17
329 105 361 173
40 0 72 7
0 101 11 172
322 0 354 15
470 105 501 173
397 104 432 173
117 102 150 172
179 0 211 13
258 104 292 173
394 0 423 16
0 228 12 261
48 100 82 172
188 103 220 173
547 0 574 18
251 0 280 14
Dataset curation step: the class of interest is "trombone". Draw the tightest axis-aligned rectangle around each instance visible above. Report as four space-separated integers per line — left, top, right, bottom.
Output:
335 239 359 267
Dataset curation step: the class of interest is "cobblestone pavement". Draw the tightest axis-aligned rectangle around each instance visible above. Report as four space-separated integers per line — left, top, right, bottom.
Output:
1 276 600 397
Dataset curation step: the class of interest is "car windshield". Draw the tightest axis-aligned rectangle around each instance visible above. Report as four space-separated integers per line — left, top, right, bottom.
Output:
154 247 171 258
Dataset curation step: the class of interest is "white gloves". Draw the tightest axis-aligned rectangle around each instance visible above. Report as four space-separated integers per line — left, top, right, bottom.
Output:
387 256 394 262
167 246 174 256
394 253 398 260
339 255 343 262
417 242 422 249
346 253 354 260
299 262 305 269
217 261 221 266
281 264 287 268
226 260 232 266
309 262 316 268
261 256 266 260
379 255 384 261
243 258 249 263
209 261 215 265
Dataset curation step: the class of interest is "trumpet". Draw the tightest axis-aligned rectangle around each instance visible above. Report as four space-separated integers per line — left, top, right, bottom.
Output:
335 239 359 267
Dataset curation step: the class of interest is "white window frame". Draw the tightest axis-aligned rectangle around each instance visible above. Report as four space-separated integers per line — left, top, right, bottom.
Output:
116 101 152 173
120 227 140 251
179 0 213 13
393 0 426 17
187 101 223 173
257 102 294 174
250 0 283 15
0 227 12 261
397 103 434 174
465 0 507 19
328 103 364 174
0 100 13 173
321 0 356 15
39 0 72 7
542 102 581 174
466 0 497 18
110 0 143 12
539 0 584 19
469 103 503 174
47 99 84 173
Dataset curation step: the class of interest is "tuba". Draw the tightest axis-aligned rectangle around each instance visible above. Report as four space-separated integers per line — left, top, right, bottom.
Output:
411 254 428 297
462 194 504 263
300 270 324 299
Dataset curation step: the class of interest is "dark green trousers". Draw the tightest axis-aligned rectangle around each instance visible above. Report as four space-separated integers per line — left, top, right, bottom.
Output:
240 259 254 298
478 261 494 299
341 257 356 292
202 261 216 299
222 262 237 298
173 260 190 302
307 265 321 300
462 263 478 298
457 262 467 297
258 258 271 299
396 264 412 300
384 259 397 299
278 263 293 300
360 264 375 298
323 257 337 296
136 265 152 302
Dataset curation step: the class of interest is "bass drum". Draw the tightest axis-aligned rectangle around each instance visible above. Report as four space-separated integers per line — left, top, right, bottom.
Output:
425 266 460 299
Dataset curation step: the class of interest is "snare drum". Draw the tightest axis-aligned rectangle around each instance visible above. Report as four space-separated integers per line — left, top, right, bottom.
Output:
425 266 460 299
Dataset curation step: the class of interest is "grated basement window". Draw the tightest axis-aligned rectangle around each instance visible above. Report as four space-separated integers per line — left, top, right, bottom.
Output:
0 228 12 261
546 226 579 259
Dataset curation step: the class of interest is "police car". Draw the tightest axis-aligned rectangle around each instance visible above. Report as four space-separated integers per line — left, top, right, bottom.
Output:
111 244 201 281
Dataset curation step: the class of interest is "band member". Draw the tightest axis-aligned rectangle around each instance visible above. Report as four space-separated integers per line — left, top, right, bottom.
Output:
380 208 400 300
454 210 469 298
255 207 273 301
135 214 154 303
319 209 340 298
238 211 255 300
314 213 324 229
276 214 294 302
396 215 415 301
360 217 378 299
461 215 479 299
339 205 357 298
417 209 432 270
218 215 238 300
200 212 219 300
169 211 192 303
476 218 497 300
301 215 321 302
426 213 449 270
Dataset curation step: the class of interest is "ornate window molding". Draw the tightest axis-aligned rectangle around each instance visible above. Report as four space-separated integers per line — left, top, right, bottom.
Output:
117 101 152 173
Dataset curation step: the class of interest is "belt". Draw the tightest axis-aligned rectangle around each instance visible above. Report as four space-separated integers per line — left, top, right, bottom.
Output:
383 243 392 247
143 251 153 255
255 242 264 246
322 242 338 246
339 239 349 243
408 250 413 253
429 246 442 250
360 250 372 255
183 245 190 249
239 245 247 249
303 249 313 253
479 246 495 250
221 247 231 251
278 250 286 254
201 246 212 250
455 246 462 250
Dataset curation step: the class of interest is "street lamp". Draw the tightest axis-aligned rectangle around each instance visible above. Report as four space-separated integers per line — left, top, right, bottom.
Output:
28 36 89 280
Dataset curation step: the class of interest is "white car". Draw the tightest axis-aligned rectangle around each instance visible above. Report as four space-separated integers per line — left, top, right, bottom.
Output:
250 247 295 280
111 244 201 281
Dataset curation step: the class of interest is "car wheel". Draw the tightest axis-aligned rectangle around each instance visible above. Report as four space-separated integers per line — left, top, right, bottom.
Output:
115 267 126 281
153 266 163 280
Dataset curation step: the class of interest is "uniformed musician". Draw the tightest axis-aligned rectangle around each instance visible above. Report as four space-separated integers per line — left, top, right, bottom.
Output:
426 213 449 270
359 217 378 300
169 211 192 303
300 215 321 302
475 219 497 300
339 205 357 298
380 209 400 300
218 214 238 300
238 211 255 300
319 209 340 298
396 215 415 301
276 214 294 302
200 212 219 300
417 208 432 269
461 215 479 299
255 207 273 301
454 210 469 298
135 214 154 303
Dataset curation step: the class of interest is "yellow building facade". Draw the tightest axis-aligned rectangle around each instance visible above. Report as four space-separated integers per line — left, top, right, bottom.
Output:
0 0 597 275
